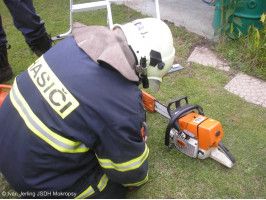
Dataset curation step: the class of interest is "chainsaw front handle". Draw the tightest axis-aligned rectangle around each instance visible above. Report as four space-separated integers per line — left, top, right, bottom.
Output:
167 96 204 118
165 104 204 148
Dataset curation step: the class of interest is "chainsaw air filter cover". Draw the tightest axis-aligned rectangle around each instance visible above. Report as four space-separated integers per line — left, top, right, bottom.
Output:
178 112 224 151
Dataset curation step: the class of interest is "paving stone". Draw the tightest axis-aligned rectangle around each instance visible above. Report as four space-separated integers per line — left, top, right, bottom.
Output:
217 66 231 71
188 47 230 71
225 73 266 107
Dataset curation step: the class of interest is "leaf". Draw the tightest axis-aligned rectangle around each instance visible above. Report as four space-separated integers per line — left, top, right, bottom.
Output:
227 32 236 39
209 0 220 6
255 29 260 39
224 23 231 31
237 28 242 37
247 25 252 34
233 17 243 27
230 23 234 33
226 8 234 20
260 13 265 23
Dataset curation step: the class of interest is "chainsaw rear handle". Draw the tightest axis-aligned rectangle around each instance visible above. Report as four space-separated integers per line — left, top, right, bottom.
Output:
0 84 12 90
0 84 12 107
141 122 149 142
165 101 204 148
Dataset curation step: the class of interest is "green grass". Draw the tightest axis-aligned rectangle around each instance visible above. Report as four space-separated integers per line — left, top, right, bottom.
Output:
0 0 266 199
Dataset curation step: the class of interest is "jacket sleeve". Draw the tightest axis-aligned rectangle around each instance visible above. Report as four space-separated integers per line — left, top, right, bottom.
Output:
93 116 149 187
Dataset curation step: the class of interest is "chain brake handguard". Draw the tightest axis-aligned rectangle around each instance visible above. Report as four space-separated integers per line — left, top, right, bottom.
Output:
165 96 204 149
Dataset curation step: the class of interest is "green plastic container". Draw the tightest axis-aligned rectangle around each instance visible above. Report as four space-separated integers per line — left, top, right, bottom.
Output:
213 0 229 31
213 0 265 36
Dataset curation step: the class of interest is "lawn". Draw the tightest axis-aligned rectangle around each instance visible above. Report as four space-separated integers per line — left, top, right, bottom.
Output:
0 0 265 199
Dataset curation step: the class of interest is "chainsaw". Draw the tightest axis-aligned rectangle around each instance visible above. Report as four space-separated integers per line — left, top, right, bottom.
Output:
142 90 235 168
0 84 12 108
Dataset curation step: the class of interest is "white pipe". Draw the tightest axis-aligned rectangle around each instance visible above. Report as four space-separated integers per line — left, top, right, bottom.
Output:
57 0 73 38
155 0 161 20
106 0 114 29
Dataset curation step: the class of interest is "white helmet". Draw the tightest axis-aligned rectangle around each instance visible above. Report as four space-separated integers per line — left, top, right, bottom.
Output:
112 18 175 92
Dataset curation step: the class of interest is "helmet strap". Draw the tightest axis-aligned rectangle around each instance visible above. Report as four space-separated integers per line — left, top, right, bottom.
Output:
136 57 149 88
128 45 149 88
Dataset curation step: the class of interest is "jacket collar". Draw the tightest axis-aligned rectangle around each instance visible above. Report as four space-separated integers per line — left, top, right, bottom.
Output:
72 22 139 82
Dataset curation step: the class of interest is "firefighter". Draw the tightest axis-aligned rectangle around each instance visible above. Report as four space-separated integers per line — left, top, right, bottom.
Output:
0 0 52 83
0 18 175 198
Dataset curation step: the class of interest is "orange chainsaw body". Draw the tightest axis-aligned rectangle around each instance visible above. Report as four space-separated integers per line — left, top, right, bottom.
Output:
178 112 223 151
0 85 12 107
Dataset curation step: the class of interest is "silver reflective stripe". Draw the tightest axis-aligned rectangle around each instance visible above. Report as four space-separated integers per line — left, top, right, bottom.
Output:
75 186 94 199
10 79 89 153
123 172 149 187
97 174 108 192
97 144 149 172
76 174 108 199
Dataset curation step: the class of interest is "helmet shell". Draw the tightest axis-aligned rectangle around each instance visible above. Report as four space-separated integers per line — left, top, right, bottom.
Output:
113 18 175 91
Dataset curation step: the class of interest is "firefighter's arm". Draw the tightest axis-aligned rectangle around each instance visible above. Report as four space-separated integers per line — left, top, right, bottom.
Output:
93 117 149 188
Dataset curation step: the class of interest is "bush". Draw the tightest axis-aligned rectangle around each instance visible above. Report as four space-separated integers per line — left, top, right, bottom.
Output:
216 13 266 80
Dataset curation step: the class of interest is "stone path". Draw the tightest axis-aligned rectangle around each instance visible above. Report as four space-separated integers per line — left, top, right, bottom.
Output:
188 47 266 108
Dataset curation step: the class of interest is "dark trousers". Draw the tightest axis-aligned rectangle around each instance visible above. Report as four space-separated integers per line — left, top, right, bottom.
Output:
0 0 46 46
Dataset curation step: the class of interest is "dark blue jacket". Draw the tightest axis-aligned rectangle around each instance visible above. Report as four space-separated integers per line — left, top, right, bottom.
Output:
0 36 148 198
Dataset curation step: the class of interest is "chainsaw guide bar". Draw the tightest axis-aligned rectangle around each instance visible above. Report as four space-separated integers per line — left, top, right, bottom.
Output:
154 101 170 119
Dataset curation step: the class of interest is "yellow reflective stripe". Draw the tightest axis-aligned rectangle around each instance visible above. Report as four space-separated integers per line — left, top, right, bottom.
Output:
123 172 149 187
75 186 95 199
97 144 149 172
97 174 108 192
10 78 89 153
75 174 108 199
